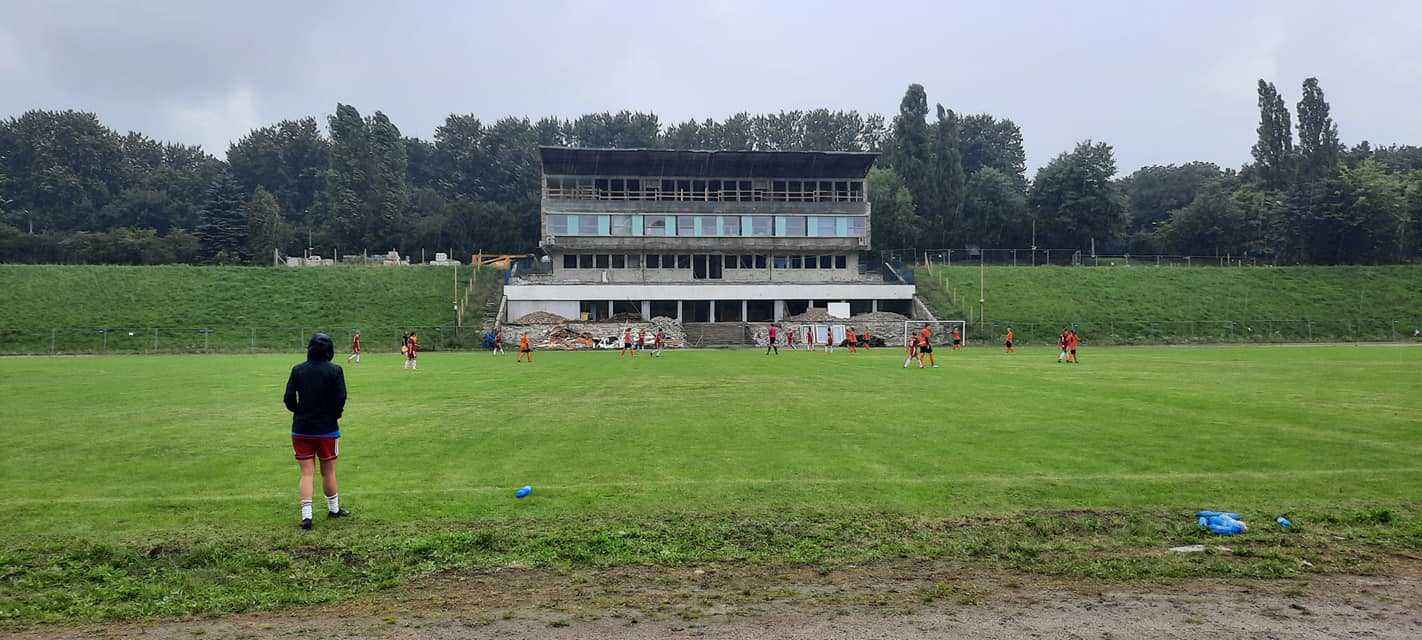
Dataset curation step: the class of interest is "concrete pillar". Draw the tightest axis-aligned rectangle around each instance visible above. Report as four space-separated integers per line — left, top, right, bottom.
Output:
607 300 614 319
774 300 785 322
641 300 650 320
872 299 879 312
676 300 683 322
709 300 716 323
741 300 748 322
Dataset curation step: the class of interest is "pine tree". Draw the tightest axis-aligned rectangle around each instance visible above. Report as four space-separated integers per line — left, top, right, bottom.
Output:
1295 77 1340 183
932 104 966 246
243 186 284 263
889 84 934 242
195 174 247 263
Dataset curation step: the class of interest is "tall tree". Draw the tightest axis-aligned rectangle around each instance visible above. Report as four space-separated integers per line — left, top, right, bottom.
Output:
226 117 328 224
865 167 922 250
243 186 285 262
959 114 1027 192
1160 178 1252 256
1250 80 1294 190
931 104 966 245
1029 140 1128 249
195 173 247 263
889 85 934 228
0 110 127 232
364 110 410 250
1295 77 1341 183
324 105 408 251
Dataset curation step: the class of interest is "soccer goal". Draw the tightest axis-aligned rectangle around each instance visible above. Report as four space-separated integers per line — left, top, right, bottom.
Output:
904 320 968 347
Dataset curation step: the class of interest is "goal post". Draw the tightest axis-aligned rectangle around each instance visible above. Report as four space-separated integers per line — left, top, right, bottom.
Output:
904 320 968 347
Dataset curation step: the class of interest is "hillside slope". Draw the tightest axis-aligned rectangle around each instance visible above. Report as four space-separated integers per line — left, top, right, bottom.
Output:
917 265 1422 343
0 265 475 352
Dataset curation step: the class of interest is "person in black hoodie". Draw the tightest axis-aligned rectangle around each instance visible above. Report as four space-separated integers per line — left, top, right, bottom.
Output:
284 333 351 529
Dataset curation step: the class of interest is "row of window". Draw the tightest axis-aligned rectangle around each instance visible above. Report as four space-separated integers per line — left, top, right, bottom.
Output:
548 214 866 238
561 253 849 270
544 177 866 203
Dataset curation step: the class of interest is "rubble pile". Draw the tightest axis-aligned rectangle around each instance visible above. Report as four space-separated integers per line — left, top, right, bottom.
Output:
850 311 908 322
499 319 688 350
513 311 569 324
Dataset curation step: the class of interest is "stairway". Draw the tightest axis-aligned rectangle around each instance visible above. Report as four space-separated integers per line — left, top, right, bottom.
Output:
682 322 751 347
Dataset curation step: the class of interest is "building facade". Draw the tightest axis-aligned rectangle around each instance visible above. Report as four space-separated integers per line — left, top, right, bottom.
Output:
504 147 915 323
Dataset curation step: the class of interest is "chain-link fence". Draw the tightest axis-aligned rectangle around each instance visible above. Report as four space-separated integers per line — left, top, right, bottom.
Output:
970 318 1422 346
885 248 1265 267
0 325 493 355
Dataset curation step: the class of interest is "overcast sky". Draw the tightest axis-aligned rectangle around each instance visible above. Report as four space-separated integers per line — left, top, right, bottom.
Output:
2 0 1419 174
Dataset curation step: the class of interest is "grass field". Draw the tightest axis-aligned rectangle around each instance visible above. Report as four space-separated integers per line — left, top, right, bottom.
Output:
918 265 1422 343
2 345 1420 623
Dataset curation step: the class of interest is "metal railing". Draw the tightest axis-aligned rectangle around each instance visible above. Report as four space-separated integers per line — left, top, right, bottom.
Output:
0 325 495 356
885 248 1263 267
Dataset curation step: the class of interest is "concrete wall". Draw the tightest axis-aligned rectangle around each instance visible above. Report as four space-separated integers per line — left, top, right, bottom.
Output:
507 300 578 321
544 199 869 216
504 282 916 302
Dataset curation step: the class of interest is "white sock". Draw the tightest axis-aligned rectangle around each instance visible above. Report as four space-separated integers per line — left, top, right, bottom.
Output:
301 499 313 521
326 494 339 513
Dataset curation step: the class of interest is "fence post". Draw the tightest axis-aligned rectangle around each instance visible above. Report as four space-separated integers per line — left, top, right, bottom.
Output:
51 328 56 354
154 328 159 352
101 329 107 354
1306 320 1312 341
204 329 209 353
250 327 255 352
1392 320 1397 341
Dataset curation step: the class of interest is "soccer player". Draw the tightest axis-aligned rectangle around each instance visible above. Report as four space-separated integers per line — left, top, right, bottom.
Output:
284 333 350 530
786 326 798 351
766 323 779 355
918 324 938 368
345 331 362 363
846 327 858 353
1004 327 1015 353
620 328 634 357
861 328 873 350
903 330 918 368
1068 329 1080 363
1057 329 1069 363
951 326 962 350
492 332 504 355
517 332 533 363
653 329 664 357
403 332 418 370
823 326 835 353
637 328 647 354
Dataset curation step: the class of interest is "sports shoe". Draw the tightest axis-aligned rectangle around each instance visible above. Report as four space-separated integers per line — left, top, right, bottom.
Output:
300 518 313 530
327 508 351 519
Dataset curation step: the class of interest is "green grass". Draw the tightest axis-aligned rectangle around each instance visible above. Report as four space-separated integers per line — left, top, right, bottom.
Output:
1 346 1420 623
918 265 1422 343
0 264 484 353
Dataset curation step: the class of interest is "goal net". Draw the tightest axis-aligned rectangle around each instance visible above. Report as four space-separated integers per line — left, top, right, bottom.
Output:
785 323 848 347
903 320 968 347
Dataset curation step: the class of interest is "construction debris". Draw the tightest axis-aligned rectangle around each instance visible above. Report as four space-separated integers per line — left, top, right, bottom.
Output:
850 311 908 322
513 311 568 324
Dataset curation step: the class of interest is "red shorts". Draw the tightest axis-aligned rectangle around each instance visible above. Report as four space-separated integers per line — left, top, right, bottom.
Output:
292 436 339 461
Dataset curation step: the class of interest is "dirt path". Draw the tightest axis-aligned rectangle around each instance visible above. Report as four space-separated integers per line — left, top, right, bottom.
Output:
7 561 1421 639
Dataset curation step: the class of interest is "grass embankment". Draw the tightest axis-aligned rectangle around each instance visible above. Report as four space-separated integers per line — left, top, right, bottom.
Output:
0 264 486 353
1 347 1419 623
917 265 1422 344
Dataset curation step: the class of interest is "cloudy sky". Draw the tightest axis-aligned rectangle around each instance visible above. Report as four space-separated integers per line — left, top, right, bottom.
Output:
2 0 1418 174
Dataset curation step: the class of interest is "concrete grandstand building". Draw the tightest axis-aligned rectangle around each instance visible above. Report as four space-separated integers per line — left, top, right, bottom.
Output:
504 147 916 325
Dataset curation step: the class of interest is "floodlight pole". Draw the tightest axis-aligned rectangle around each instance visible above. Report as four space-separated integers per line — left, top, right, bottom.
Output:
979 252 986 334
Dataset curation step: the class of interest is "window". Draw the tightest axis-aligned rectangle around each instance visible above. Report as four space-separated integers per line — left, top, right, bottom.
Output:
611 215 632 236
677 216 695 237
738 180 752 202
595 254 610 269
755 255 767 269
720 216 740 236
661 254 675 269
627 254 641 269
803 254 817 269
578 215 600 236
548 214 568 235
740 254 754 269
708 180 722 200
692 180 706 199
645 215 669 236
724 255 737 269
774 255 788 269
749 216 772 237
697 215 718 236
815 216 836 237
676 254 691 269
835 255 847 269
782 216 806 237
612 254 626 269
579 254 594 269
646 254 661 268
563 254 577 269
626 179 640 199
850 180 864 200
820 255 833 269
848 216 866 238
790 255 802 269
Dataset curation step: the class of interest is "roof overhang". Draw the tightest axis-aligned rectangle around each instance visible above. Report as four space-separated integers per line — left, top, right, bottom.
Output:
539 147 879 179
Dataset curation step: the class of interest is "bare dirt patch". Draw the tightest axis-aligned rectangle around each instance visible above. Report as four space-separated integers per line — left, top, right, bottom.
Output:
7 560 1421 639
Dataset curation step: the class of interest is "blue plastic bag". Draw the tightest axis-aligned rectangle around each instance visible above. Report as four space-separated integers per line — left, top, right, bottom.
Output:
1196 510 1248 535
515 484 534 499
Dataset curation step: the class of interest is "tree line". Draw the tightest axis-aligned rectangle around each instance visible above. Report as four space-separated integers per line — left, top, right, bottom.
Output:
1 78 1418 265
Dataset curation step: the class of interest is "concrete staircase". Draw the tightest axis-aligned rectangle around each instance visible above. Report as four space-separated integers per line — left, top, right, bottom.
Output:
682 322 751 347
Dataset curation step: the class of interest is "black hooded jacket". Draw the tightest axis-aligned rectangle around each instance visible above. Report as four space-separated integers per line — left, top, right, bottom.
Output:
284 333 347 436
